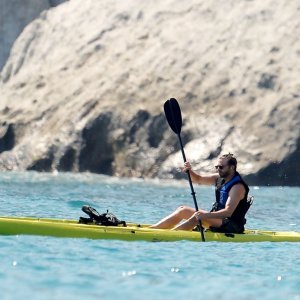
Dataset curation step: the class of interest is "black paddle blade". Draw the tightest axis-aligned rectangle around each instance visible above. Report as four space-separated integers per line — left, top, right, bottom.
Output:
164 98 182 134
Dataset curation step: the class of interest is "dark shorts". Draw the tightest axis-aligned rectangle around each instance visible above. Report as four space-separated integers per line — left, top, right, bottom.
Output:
210 218 244 234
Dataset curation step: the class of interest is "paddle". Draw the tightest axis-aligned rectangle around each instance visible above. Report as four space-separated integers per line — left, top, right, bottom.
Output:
164 98 205 242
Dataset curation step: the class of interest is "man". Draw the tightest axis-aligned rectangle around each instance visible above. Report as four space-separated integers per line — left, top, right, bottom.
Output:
151 153 251 233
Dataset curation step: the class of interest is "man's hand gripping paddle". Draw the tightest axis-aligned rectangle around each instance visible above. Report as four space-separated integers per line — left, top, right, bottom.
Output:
164 98 205 242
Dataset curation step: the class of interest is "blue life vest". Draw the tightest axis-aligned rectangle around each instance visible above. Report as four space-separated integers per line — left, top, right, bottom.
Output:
212 172 250 226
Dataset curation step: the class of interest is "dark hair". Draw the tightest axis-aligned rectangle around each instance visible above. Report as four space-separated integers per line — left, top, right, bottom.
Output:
219 153 237 169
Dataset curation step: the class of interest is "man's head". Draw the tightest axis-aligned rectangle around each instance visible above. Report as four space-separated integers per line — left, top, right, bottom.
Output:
215 153 237 178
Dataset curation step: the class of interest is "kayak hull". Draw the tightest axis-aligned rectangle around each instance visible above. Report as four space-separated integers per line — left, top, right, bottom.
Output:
0 217 299 242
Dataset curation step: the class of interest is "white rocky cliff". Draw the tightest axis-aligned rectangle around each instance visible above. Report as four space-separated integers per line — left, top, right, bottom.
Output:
0 0 299 185
0 0 66 70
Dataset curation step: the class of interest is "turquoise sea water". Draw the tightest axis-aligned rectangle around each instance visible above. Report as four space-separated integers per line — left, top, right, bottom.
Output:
0 171 299 300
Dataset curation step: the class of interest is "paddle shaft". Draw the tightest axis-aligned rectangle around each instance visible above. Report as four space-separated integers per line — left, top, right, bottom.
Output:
177 133 205 242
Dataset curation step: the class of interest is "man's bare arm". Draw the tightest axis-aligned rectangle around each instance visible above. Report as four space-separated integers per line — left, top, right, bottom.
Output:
182 162 218 185
198 184 245 219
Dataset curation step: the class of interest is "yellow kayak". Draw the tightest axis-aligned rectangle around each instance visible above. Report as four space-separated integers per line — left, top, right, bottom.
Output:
0 216 299 242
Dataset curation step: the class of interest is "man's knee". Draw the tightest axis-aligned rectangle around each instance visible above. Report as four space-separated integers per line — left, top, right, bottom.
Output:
175 205 194 217
176 205 188 212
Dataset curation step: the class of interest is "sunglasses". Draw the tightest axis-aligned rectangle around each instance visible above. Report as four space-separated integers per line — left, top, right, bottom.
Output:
215 165 227 170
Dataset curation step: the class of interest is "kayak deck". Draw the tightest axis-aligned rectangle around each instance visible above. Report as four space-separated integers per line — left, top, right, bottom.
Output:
0 216 299 242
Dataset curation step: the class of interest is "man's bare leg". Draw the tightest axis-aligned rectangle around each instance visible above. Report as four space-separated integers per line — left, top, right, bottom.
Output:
173 212 223 231
150 206 196 229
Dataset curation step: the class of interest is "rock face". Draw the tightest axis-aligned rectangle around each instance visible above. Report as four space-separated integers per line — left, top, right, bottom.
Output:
0 0 299 186
0 0 67 70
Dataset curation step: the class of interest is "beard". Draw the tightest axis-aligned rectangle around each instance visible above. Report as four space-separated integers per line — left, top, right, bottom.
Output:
219 170 231 178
